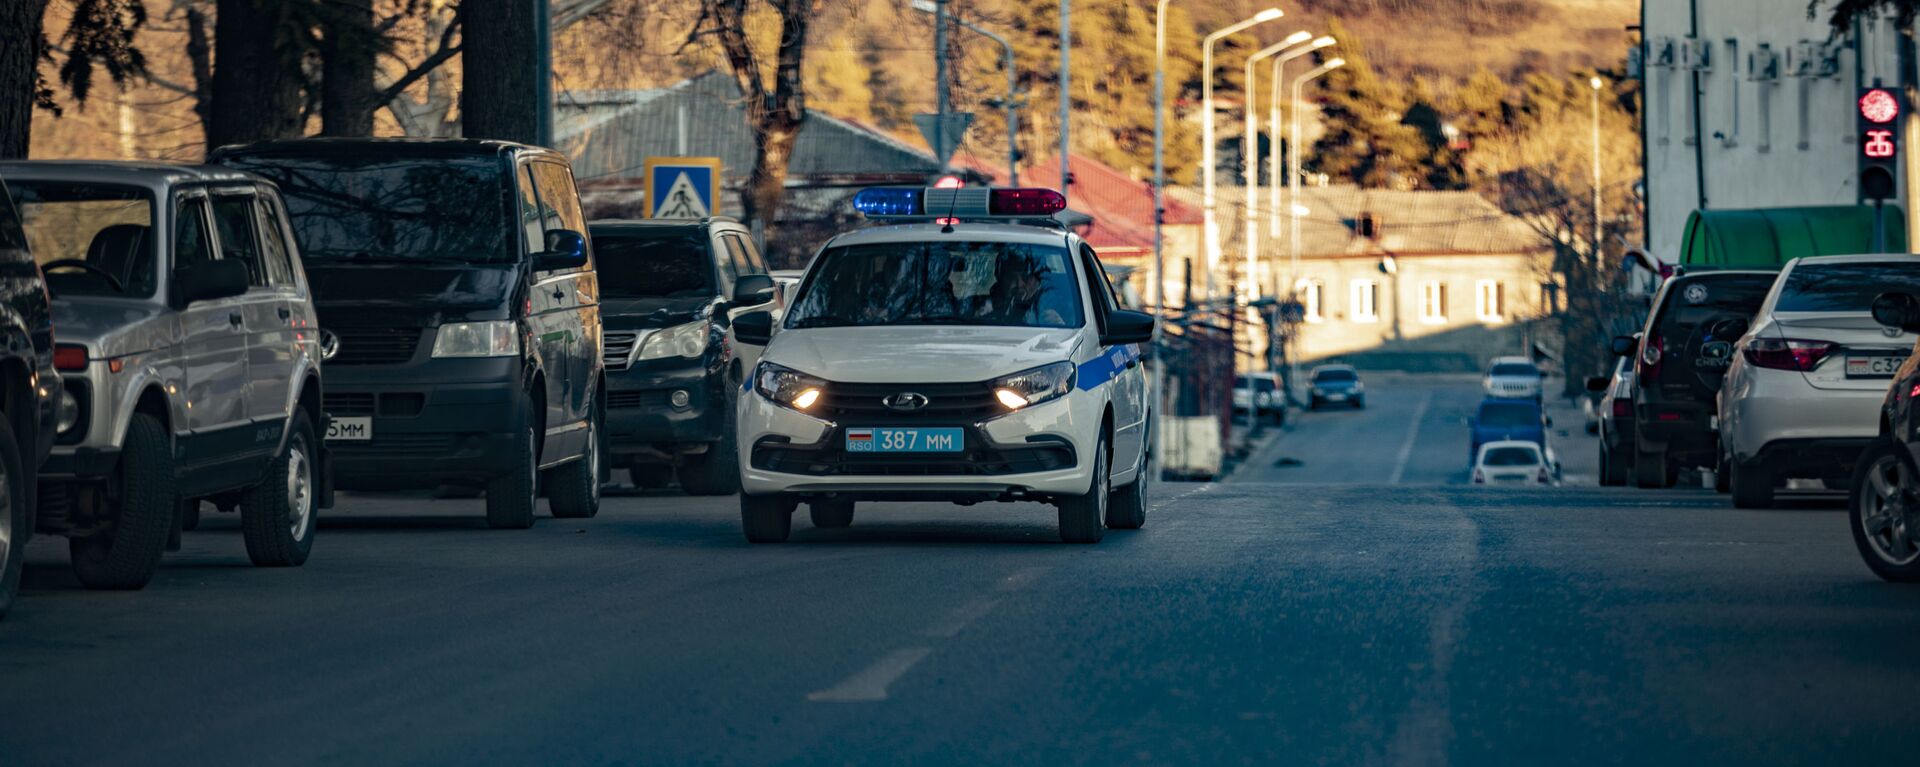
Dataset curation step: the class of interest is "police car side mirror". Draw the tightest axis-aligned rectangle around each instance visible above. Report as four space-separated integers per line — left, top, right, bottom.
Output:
732 274 776 307
1101 310 1156 346
1872 292 1920 333
1609 335 1637 357
734 310 774 346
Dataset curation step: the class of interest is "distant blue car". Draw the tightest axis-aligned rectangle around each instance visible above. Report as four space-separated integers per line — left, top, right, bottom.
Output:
1470 397 1549 463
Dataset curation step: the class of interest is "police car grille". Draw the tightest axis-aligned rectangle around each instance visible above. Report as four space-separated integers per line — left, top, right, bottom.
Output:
818 381 1002 423
604 331 640 371
329 328 422 365
751 435 1076 476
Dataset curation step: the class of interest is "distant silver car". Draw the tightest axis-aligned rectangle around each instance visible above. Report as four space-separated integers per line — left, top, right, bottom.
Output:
1718 255 1915 508
1483 356 1543 400
1586 351 1636 486
1 161 331 590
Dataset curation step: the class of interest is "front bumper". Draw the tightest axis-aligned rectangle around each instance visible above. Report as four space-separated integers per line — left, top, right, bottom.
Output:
605 361 726 453
737 386 1101 500
40 445 122 481
321 357 531 489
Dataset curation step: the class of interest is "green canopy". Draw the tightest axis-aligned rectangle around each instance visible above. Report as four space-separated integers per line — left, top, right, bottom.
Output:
1680 205 1908 267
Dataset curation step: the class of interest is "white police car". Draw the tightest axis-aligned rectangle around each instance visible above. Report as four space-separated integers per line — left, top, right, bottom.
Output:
729 186 1156 543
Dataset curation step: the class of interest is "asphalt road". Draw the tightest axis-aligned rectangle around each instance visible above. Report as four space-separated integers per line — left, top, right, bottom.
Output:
2 379 1912 766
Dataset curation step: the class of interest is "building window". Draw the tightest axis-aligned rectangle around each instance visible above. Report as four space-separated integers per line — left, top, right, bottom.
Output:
1350 279 1379 323
1420 281 1448 324
1298 279 1323 323
1476 280 1504 322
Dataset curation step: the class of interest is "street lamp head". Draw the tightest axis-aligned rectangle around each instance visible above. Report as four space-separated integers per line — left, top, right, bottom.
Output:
1254 8 1285 22
910 0 937 13
1325 58 1347 70
1590 76 1604 90
1311 36 1337 49
1284 30 1313 46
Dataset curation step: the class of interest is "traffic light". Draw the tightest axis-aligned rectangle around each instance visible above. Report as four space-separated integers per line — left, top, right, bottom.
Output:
1858 87 1901 201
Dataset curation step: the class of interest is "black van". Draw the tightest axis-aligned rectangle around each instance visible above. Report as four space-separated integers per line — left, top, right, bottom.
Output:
1613 269 1778 488
214 139 603 528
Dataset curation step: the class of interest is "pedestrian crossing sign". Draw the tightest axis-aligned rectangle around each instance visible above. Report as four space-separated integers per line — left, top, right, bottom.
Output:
644 157 722 219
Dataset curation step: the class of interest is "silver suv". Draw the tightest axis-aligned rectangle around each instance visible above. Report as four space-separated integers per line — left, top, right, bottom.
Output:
1 162 330 590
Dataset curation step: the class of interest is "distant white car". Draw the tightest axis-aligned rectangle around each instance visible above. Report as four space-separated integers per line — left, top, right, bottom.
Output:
1484 356 1543 400
1472 440 1556 486
1718 255 1915 508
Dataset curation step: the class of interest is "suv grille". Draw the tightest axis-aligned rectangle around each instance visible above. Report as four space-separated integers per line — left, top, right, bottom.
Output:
329 327 422 366
604 331 640 371
817 380 1004 424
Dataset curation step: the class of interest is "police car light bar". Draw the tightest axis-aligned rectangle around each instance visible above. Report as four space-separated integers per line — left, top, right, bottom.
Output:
853 186 1068 219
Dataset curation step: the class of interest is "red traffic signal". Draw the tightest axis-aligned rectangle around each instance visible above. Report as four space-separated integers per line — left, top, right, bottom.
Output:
1861 88 1901 124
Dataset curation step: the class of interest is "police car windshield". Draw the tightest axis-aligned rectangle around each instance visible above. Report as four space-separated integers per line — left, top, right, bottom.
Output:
787 240 1085 329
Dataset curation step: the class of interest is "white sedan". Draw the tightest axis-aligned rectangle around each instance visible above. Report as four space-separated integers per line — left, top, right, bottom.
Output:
1472 440 1557 486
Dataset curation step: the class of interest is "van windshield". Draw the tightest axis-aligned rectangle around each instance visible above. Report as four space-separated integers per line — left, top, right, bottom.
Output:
787 240 1084 329
223 155 515 265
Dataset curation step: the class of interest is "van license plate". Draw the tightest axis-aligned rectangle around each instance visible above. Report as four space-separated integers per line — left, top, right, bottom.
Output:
327 416 372 442
1846 354 1907 378
846 427 962 453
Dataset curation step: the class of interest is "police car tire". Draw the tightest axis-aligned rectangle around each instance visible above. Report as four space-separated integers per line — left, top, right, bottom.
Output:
741 493 794 543
547 416 602 519
1106 472 1147 530
809 499 855 529
486 420 538 530
1058 436 1108 544
70 414 173 590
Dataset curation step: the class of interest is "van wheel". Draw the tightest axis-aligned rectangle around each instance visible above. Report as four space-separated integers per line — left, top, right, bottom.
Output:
486 418 538 530
240 408 317 567
70 414 174 590
678 391 740 496
809 499 855 529
1057 434 1108 544
0 417 28 618
1730 459 1774 509
547 416 602 519
741 493 794 543
1633 444 1670 489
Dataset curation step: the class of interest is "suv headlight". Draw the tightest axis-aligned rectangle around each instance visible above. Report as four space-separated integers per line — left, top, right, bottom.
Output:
754 362 826 411
432 321 519 358
992 361 1077 410
638 320 709 361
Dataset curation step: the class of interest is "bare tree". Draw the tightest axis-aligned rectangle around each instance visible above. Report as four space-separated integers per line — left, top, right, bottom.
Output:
691 0 813 242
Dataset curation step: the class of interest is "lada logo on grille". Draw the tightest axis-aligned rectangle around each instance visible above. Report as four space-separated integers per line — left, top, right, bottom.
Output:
883 392 930 411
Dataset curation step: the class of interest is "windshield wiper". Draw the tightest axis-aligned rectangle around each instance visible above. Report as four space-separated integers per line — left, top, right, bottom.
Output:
791 315 858 329
912 315 986 325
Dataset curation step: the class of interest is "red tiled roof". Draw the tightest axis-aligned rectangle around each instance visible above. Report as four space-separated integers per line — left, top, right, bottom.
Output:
952 152 1202 252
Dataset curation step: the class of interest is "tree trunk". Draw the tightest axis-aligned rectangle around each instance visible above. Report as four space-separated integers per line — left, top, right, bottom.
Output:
0 0 50 159
461 0 539 144
321 0 378 136
705 0 811 254
741 120 801 250
208 0 307 152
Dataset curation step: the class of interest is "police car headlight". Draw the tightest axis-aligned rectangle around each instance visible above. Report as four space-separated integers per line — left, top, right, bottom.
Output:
992 361 1077 411
754 362 826 412
433 321 519 358
638 320 709 361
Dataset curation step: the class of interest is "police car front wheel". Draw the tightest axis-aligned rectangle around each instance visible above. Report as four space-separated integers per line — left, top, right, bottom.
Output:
741 493 798 543
1057 434 1109 544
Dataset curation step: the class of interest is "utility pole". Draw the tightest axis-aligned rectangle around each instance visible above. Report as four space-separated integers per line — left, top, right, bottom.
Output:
1059 0 1071 206
935 0 949 174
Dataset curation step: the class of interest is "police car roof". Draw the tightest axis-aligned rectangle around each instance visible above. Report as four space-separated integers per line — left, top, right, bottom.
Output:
825 221 1074 249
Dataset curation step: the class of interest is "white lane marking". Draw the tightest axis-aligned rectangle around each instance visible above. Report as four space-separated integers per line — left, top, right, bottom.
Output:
997 566 1049 593
922 598 1000 638
1388 389 1435 485
806 647 933 703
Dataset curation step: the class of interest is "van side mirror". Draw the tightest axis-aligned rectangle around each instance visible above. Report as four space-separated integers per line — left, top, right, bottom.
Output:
173 259 250 307
734 310 774 346
1609 335 1637 357
732 274 776 307
534 229 589 271
1871 292 1920 333
1585 376 1611 392
1101 309 1156 346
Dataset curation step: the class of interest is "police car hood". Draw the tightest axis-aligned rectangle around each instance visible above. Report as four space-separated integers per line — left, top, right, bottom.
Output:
772 326 1080 383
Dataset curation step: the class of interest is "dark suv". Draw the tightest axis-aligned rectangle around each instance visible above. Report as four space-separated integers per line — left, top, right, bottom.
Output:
0 176 60 618
215 139 604 528
589 219 776 494
1612 269 1777 488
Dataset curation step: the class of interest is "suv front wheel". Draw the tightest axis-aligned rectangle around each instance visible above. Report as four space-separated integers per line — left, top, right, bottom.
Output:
240 408 317 566
678 387 740 496
70 413 175 590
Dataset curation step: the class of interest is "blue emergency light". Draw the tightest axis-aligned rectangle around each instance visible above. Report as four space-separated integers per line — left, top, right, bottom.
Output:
852 186 1068 219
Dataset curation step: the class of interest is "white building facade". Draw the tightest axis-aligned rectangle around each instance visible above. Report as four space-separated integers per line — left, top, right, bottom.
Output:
1640 0 1910 261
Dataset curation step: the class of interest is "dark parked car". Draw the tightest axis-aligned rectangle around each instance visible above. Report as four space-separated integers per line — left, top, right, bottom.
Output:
1586 349 1636 486
0 176 60 618
1469 397 1548 465
589 219 777 494
1612 269 1777 488
1307 365 1366 410
214 139 604 528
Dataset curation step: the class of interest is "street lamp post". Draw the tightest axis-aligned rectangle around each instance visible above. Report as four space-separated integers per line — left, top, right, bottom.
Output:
1590 75 1605 259
1152 0 1176 316
1242 32 1313 305
1201 8 1285 300
911 1 1020 185
1285 57 1343 399
1268 35 1336 265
